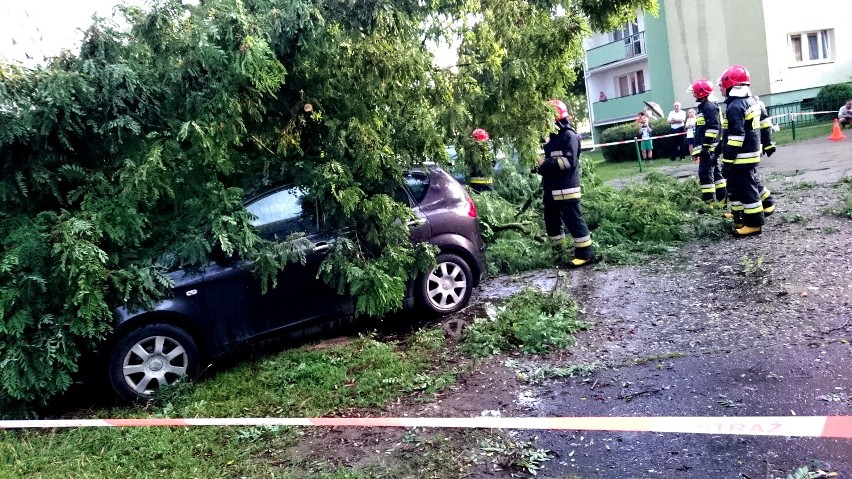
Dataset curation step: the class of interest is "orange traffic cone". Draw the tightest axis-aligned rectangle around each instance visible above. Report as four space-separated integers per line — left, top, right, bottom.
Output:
829 119 846 141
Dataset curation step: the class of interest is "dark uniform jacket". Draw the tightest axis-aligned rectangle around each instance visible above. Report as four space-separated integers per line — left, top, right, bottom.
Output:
692 99 721 157
539 125 581 200
721 96 761 165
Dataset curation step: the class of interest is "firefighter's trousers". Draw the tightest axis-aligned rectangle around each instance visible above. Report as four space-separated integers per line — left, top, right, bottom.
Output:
698 152 727 204
544 195 593 260
723 164 765 227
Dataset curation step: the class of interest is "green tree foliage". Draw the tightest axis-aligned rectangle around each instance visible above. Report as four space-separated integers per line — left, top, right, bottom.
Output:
0 0 655 411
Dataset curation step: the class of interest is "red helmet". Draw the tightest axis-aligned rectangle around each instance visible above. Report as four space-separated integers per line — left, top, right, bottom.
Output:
471 128 490 142
718 65 750 91
689 79 714 100
548 99 570 122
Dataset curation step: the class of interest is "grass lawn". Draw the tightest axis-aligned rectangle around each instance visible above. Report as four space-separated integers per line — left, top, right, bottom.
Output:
583 148 689 183
0 329 466 479
773 120 835 146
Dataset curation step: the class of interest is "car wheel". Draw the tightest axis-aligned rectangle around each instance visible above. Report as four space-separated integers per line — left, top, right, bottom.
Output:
419 253 473 315
108 323 199 402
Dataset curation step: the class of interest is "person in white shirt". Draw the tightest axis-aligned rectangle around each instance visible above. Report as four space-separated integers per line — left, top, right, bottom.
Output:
667 102 687 161
685 108 697 158
839 100 852 129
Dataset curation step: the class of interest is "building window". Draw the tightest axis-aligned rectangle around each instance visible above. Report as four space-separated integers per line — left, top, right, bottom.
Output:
616 70 645 97
790 29 832 64
613 19 639 42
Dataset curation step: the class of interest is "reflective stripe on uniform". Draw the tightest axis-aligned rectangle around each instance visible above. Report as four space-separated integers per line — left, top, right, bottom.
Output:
732 158 760 165
549 234 566 241
549 150 564 157
743 201 763 214
760 119 772 128
551 187 581 200
701 183 715 194
715 179 727 189
730 201 744 211
727 135 745 147
696 117 706 126
693 145 703 154
760 188 771 201
705 129 718 138
574 235 592 248
557 158 571 170
470 177 493 184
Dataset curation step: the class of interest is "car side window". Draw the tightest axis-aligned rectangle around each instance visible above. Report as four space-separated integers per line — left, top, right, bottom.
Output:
246 187 317 236
403 172 430 204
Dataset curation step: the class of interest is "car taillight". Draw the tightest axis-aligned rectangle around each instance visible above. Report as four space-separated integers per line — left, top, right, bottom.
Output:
467 196 478 218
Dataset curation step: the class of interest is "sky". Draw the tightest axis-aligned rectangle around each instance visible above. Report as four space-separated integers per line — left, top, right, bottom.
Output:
0 0 458 68
0 0 142 65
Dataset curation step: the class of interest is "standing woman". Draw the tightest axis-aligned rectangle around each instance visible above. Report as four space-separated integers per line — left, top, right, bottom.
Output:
685 108 697 159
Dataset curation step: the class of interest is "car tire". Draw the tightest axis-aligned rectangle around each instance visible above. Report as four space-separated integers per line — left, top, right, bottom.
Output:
108 323 199 402
418 253 473 315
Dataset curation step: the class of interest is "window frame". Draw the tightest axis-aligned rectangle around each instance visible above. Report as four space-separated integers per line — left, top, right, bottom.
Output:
788 29 834 67
615 70 646 97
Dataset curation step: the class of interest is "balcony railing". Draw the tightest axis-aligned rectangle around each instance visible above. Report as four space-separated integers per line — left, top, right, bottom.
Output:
586 32 646 70
592 90 654 124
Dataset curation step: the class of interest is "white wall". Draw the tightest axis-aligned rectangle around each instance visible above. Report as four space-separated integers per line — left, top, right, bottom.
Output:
762 0 852 95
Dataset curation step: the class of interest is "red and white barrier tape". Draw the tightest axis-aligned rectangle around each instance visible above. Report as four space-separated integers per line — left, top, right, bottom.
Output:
3 415 852 438
590 111 838 149
769 110 838 121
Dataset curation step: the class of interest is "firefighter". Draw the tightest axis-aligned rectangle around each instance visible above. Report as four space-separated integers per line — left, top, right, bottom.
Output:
718 65 767 236
536 99 595 268
689 79 727 206
467 128 495 193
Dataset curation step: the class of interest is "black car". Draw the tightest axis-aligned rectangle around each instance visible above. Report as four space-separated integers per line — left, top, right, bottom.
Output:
105 166 486 401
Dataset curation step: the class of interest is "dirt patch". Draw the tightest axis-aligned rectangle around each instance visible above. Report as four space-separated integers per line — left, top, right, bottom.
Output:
277 139 852 478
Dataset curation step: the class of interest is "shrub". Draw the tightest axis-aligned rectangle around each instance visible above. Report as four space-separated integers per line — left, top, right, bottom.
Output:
814 83 852 122
599 118 686 162
461 288 589 357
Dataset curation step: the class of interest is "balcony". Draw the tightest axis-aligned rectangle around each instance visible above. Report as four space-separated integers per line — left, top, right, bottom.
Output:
586 32 646 70
592 90 654 124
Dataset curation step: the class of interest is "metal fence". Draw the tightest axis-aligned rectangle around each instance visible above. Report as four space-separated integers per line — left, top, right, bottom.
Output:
766 101 817 127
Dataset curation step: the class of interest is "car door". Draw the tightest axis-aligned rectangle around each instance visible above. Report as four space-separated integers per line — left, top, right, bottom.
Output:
244 187 348 339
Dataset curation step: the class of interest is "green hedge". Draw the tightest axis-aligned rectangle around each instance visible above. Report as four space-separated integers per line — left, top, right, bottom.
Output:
814 83 852 122
599 118 687 162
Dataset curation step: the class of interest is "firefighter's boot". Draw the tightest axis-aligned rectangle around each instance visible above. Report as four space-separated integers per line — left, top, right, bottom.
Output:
734 225 762 237
567 245 596 269
567 258 595 268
